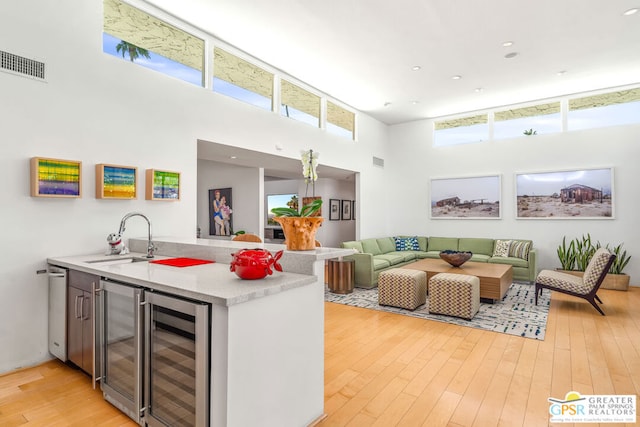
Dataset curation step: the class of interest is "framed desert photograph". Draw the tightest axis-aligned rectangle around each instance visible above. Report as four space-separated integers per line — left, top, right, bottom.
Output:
516 167 613 219
430 175 501 219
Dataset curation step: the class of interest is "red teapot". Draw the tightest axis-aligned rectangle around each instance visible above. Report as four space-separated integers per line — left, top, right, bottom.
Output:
230 249 284 280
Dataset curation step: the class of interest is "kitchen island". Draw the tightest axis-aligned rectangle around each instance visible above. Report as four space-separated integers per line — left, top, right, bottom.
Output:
49 238 354 427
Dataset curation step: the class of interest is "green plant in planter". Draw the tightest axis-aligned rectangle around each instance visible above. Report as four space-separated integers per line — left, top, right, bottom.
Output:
557 234 631 275
608 243 631 274
271 198 322 217
271 149 323 218
270 149 325 251
574 234 598 271
557 236 577 270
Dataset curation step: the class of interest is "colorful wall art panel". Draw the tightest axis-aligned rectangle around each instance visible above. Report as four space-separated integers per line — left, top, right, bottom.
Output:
96 164 137 199
30 157 82 198
146 169 180 200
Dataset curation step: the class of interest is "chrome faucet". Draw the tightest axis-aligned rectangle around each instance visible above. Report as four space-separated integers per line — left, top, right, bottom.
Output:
108 212 156 258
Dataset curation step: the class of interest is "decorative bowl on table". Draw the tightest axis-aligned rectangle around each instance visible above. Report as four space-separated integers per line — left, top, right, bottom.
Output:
439 250 472 267
230 248 283 280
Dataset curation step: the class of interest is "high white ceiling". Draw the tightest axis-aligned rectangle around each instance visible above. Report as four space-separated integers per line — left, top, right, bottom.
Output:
145 0 640 125
198 140 357 180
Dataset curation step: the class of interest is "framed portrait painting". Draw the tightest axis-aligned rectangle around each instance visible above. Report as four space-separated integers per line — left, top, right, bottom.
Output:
430 175 501 219
209 188 233 236
516 167 613 219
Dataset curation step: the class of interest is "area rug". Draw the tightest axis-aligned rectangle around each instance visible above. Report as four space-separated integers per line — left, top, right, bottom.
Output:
325 282 550 340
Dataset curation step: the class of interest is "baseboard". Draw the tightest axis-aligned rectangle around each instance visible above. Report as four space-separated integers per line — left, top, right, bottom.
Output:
307 413 328 426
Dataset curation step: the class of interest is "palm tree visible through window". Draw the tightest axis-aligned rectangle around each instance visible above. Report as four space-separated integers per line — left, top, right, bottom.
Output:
115 40 150 62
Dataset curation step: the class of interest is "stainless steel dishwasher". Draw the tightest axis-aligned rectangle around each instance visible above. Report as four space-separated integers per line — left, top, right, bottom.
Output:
48 265 68 361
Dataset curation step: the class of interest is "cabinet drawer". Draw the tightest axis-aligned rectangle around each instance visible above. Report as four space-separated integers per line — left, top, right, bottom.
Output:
69 269 99 292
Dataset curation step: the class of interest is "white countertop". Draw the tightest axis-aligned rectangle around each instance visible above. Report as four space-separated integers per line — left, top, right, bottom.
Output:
47 252 317 307
130 236 356 261
48 237 354 307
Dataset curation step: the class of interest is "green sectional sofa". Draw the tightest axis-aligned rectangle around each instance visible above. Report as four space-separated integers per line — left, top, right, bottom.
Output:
340 236 537 288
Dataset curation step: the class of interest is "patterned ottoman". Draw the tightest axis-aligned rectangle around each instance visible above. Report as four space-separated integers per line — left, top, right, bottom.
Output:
378 268 427 310
428 273 480 320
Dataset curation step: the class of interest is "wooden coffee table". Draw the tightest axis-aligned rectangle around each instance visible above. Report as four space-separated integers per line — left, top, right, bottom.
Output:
402 258 512 302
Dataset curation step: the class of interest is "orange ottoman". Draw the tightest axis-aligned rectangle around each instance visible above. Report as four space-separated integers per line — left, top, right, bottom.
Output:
378 268 427 310
428 273 480 320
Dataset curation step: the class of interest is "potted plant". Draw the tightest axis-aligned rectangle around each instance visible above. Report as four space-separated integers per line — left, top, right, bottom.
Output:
271 149 324 250
556 236 577 270
556 234 631 290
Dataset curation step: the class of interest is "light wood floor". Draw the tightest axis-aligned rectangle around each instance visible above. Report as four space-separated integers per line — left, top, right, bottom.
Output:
1 288 638 426
320 287 640 427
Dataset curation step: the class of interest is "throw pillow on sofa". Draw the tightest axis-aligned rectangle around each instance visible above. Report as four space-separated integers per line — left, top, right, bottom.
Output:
394 236 420 251
493 239 512 257
509 241 531 260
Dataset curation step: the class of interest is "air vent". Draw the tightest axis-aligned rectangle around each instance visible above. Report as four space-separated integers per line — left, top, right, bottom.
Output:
372 156 384 168
1 50 45 80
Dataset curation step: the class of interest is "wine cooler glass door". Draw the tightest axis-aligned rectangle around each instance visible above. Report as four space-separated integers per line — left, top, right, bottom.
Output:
144 292 210 427
99 279 144 424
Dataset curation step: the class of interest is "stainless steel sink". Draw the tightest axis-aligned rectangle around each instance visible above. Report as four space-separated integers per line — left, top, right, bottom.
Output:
85 256 151 266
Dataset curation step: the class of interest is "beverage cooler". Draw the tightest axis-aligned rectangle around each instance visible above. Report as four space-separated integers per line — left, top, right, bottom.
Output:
98 279 210 426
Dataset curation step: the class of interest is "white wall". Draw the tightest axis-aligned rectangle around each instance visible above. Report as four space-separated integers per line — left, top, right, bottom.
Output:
0 0 389 373
387 120 640 284
264 179 300 198
308 178 356 247
197 159 261 237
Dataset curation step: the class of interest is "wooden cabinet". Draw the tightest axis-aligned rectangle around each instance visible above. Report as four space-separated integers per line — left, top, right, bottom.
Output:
67 269 99 376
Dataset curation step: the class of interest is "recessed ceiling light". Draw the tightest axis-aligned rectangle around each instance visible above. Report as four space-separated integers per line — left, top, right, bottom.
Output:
502 41 514 47
557 70 567 76
451 75 462 80
383 102 392 107
412 66 422 71
411 100 419 105
623 7 638 15
504 52 519 59
230 156 237 159
474 88 484 93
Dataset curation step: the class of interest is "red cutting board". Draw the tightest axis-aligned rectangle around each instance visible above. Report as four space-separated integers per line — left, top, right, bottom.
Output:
150 257 214 267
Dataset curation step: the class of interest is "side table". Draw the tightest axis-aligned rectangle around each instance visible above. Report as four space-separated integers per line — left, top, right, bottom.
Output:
327 258 355 294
